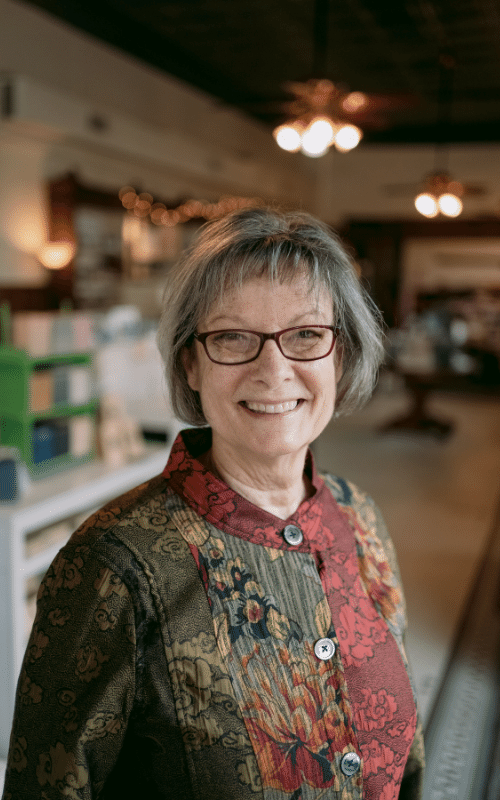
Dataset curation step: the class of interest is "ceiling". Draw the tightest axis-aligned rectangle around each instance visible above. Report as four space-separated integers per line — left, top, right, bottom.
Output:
21 0 500 145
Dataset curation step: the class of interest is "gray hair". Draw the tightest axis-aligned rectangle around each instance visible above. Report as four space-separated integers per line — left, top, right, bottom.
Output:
157 207 385 426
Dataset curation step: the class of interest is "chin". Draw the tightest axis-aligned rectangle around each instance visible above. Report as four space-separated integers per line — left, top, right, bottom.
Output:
245 434 310 460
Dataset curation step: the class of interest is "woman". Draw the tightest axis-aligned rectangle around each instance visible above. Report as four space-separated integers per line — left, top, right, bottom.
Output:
3 208 424 800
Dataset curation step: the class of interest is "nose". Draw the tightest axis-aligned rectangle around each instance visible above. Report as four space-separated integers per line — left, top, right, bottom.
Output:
250 338 295 383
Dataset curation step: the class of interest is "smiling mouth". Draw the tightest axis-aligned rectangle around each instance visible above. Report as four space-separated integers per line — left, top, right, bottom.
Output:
241 400 301 414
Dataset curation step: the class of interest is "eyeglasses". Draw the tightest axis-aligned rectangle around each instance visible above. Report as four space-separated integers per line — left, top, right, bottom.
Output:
194 325 339 365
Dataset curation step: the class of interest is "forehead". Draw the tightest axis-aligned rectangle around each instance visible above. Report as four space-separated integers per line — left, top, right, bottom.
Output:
204 274 332 322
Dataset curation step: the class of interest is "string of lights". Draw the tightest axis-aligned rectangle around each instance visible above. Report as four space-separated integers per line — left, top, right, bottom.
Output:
118 187 262 225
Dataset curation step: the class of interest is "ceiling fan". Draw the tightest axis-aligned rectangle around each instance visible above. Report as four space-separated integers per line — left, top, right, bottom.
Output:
383 169 486 206
383 54 487 216
271 0 415 157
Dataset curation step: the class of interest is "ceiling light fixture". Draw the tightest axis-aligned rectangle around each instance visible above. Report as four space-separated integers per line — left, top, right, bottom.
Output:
273 0 364 157
414 54 464 218
414 171 463 218
273 80 364 157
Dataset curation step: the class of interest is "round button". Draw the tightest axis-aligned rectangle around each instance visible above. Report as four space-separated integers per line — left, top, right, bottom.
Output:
340 752 361 777
314 637 336 660
282 524 303 546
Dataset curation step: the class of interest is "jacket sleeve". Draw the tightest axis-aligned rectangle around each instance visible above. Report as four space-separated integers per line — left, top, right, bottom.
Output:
2 541 136 799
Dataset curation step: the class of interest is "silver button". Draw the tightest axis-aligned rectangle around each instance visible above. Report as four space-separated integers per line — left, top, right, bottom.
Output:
283 524 303 546
340 752 361 777
314 637 336 660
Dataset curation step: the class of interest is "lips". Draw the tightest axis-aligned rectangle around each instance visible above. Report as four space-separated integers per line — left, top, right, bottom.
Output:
242 400 300 414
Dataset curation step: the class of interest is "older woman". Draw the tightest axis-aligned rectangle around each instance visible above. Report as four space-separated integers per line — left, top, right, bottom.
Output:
3 208 424 800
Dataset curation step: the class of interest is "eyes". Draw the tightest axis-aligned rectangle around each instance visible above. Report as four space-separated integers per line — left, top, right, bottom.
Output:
196 325 337 364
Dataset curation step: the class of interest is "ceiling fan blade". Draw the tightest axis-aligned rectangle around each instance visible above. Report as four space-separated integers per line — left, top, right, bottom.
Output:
382 183 420 196
462 183 488 197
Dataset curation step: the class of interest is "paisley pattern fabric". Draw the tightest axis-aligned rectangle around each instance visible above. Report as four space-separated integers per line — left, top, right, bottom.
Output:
2 429 424 800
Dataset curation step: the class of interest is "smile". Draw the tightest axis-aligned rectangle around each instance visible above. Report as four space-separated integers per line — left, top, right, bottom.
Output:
241 400 300 414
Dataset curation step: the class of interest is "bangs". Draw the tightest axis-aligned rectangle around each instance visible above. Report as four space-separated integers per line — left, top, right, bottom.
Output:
196 239 329 324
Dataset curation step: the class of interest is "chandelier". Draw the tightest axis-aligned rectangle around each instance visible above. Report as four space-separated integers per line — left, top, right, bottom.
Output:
273 78 364 157
273 0 367 158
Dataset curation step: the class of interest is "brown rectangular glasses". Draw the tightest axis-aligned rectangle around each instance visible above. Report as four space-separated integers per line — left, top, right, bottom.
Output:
194 325 339 364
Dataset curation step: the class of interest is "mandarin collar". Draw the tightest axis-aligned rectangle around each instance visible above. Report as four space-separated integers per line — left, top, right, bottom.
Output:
163 428 345 551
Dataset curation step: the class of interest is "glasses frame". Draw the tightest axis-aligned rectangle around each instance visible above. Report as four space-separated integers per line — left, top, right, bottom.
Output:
194 325 340 365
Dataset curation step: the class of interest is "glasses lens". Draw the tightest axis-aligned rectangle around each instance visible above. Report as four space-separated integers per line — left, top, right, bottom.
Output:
205 330 261 363
280 326 334 359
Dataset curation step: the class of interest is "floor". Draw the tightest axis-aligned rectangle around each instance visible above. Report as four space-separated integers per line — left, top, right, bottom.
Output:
2 379 500 794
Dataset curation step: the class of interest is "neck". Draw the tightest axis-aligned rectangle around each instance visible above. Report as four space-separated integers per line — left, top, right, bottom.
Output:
201 445 312 520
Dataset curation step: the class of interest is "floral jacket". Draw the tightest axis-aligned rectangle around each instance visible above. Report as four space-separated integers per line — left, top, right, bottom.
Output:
3 429 424 800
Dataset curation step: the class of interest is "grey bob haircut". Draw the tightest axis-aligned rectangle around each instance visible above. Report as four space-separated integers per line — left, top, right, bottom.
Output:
157 206 385 426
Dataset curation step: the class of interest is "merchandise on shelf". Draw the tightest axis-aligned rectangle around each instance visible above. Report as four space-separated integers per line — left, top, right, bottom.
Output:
0 346 98 475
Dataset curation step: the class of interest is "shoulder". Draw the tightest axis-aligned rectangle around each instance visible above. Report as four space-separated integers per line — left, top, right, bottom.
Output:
320 472 401 582
321 472 378 529
71 474 170 542
68 474 171 549
44 474 180 592
58 475 202 608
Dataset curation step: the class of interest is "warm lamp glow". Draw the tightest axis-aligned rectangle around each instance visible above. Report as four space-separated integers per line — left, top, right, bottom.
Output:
334 124 363 152
301 117 336 157
341 91 368 113
438 193 463 217
273 122 302 152
38 241 76 270
300 117 336 157
274 115 362 157
414 193 439 218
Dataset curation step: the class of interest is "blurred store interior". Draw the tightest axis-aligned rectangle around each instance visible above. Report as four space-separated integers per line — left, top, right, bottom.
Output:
1 0 500 795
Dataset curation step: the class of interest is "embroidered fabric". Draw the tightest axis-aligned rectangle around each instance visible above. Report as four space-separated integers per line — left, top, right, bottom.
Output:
163 429 418 799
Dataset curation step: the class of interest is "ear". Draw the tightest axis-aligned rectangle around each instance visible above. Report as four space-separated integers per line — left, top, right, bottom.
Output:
181 346 200 392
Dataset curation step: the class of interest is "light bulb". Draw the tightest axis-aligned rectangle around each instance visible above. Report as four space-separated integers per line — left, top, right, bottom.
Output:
309 117 336 147
300 141 329 157
438 193 463 217
300 117 336 157
334 124 362 152
414 193 439 218
273 123 302 152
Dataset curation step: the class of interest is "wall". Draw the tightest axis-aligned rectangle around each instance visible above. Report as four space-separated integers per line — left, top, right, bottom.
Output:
1 0 500 290
0 0 317 287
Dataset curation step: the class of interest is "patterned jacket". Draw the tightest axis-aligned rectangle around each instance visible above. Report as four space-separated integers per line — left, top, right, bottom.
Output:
3 430 424 800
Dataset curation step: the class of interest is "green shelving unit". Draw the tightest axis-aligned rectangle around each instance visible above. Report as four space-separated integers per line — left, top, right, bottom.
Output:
0 346 99 476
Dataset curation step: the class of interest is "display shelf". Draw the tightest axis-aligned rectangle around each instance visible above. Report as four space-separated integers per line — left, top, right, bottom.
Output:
23 400 99 423
0 346 98 473
0 444 171 758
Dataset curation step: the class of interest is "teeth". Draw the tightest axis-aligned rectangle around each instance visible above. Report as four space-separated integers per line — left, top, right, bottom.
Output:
245 400 299 414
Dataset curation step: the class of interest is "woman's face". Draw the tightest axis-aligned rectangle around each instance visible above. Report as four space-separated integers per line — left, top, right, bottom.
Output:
183 274 339 467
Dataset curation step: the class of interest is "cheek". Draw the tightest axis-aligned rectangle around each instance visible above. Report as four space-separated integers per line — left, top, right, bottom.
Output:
313 363 337 412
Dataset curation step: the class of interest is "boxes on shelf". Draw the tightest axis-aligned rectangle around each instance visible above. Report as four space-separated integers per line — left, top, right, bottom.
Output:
0 346 98 475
